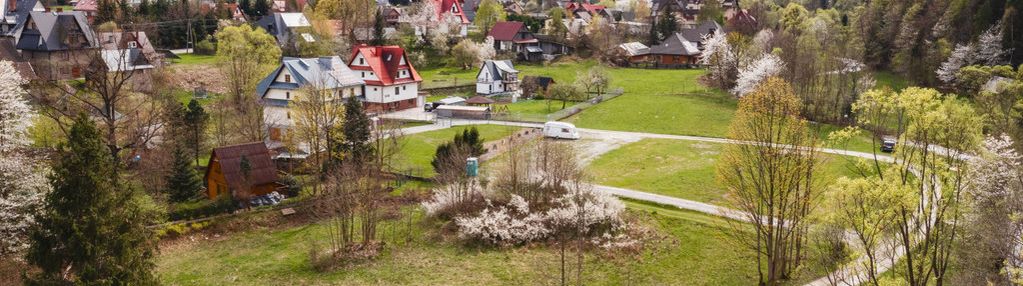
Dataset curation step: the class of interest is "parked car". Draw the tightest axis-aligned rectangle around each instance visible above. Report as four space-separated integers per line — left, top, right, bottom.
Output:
880 136 897 152
543 121 580 140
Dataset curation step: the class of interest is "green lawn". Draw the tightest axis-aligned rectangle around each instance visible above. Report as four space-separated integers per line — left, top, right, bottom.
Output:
418 66 478 89
873 71 910 91
395 125 522 177
586 139 863 207
156 202 769 285
172 53 218 66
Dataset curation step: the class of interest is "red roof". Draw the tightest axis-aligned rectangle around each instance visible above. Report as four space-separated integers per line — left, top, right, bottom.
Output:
74 0 96 11
488 21 525 41
349 45 423 86
565 2 605 15
434 0 470 24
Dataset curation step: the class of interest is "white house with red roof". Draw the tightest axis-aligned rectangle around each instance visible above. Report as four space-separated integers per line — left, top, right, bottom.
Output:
433 0 469 37
348 45 423 112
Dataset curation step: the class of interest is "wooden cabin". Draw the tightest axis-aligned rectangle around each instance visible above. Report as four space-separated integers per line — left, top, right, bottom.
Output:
203 142 281 199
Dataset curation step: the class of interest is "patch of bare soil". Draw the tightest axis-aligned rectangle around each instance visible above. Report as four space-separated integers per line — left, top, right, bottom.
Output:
167 65 229 94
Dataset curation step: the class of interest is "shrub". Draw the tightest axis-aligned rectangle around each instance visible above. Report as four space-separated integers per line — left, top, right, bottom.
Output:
167 195 235 221
279 175 302 197
421 180 487 219
194 37 217 55
455 195 549 245
155 221 211 239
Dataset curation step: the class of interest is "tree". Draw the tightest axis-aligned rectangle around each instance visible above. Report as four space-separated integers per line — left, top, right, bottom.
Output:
699 30 737 89
95 0 117 25
575 66 610 98
215 25 281 142
450 39 481 69
372 9 386 46
164 147 202 202
292 73 347 194
976 22 1006 66
718 77 820 285
656 5 677 42
26 115 158 284
732 53 785 96
474 0 506 36
253 0 270 16
936 43 974 84
548 83 584 110
184 99 208 166
0 61 48 258
850 87 985 286
546 7 568 39
339 96 372 167
697 0 722 23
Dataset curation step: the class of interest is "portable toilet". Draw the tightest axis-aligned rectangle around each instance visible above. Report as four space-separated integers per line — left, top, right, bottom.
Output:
466 157 479 177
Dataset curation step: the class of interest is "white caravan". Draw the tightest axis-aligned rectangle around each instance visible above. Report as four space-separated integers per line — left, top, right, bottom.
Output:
543 121 580 140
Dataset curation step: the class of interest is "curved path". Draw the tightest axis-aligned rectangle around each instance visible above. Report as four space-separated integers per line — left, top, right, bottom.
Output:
399 119 902 286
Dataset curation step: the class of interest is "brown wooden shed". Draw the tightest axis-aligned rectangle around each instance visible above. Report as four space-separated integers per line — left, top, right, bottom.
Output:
203 142 281 200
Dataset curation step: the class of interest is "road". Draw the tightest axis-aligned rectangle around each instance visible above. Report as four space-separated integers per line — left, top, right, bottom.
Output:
398 119 908 286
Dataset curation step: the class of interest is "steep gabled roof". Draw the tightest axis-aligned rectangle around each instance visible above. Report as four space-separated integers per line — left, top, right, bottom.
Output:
204 142 280 191
2 0 44 27
488 21 525 41
13 11 97 51
476 60 517 81
522 75 555 89
348 45 422 86
433 0 469 24
255 56 365 98
678 20 721 43
72 0 95 11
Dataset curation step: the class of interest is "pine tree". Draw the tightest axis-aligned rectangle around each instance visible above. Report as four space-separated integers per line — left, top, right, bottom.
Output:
137 0 151 18
165 147 202 202
239 0 252 16
253 0 269 17
339 96 373 167
657 6 677 41
96 0 117 24
372 9 386 46
184 99 209 166
647 14 659 45
26 115 157 285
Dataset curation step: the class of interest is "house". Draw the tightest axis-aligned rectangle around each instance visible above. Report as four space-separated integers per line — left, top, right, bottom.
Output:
1 0 44 36
563 2 612 23
432 0 469 37
677 20 722 48
254 56 365 151
203 142 281 200
383 6 402 26
488 21 542 61
522 75 555 96
462 0 478 22
476 60 519 95
271 0 307 12
11 11 98 80
348 45 423 112
255 12 314 48
646 32 700 66
71 0 95 23
98 31 162 67
618 41 650 63
534 34 572 60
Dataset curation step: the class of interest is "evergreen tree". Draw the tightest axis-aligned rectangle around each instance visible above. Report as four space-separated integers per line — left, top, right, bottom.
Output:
25 115 157 285
239 0 252 17
372 9 386 46
339 96 372 167
184 99 209 166
657 6 677 42
96 0 117 24
137 0 151 18
647 14 659 45
253 0 269 17
164 147 202 202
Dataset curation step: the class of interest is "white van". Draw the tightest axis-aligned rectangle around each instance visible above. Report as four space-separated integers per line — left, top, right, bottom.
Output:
543 121 580 140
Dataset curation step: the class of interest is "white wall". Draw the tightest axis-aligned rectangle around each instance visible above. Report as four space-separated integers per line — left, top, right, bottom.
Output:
364 83 419 103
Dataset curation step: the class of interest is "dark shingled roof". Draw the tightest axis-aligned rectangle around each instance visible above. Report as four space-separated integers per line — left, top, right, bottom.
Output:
522 75 555 90
205 142 280 191
13 11 97 51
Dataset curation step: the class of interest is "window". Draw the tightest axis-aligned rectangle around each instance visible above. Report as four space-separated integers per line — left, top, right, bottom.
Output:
128 41 137 48
287 112 291 119
403 86 406 90
562 128 570 133
452 5 458 13
361 72 365 77
285 74 291 82
373 87 378 91
394 87 399 94
359 58 364 65
286 92 290 99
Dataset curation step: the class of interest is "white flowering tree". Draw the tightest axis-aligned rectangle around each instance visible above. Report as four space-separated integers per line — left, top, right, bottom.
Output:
477 36 496 63
965 134 1023 282
936 43 974 84
0 60 49 258
976 22 1006 66
732 53 785 96
700 30 737 89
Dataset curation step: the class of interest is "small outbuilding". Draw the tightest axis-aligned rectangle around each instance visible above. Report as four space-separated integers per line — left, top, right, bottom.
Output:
434 105 491 119
465 95 496 106
203 142 281 200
